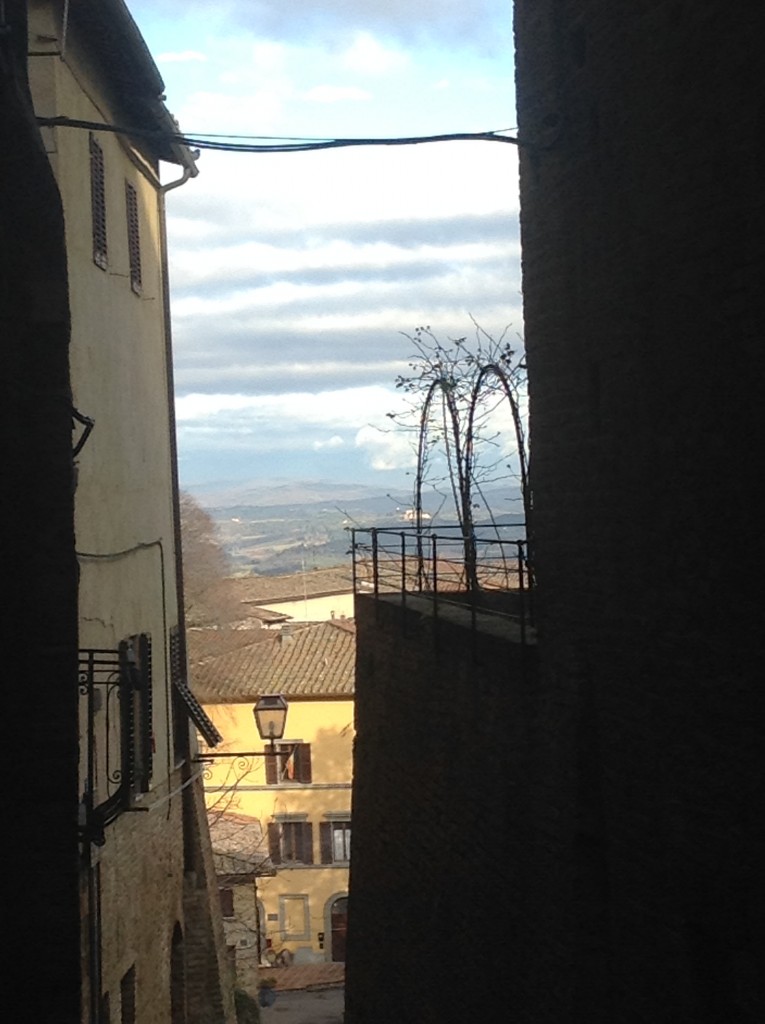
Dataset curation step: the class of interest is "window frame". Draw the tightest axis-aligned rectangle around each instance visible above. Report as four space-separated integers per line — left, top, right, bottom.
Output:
268 819 314 866
320 819 351 865
278 894 310 941
265 742 312 785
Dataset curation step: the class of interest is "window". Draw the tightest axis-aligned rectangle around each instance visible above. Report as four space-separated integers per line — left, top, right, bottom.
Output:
266 743 312 785
89 134 107 269
119 634 153 794
124 181 142 293
268 820 313 865
320 821 351 864
219 887 234 918
279 895 310 941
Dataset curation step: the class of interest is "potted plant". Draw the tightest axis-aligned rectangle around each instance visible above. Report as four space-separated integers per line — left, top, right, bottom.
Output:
258 976 278 1008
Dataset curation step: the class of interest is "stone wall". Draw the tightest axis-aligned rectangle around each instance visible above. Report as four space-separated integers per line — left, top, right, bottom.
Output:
183 777 239 1024
348 6 764 1021
346 595 538 1024
82 771 236 1024
512 2 765 1020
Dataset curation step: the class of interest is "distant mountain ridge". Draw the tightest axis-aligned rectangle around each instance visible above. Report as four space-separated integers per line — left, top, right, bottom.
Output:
184 478 525 576
184 478 409 510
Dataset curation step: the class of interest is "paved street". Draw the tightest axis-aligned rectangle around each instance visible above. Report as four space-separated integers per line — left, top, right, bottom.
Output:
259 986 344 1023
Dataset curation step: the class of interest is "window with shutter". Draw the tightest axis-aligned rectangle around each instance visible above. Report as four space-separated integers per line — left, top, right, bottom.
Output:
266 743 312 784
267 822 282 865
90 134 107 269
125 181 142 294
120 633 153 795
219 887 234 918
320 821 351 864
270 820 314 865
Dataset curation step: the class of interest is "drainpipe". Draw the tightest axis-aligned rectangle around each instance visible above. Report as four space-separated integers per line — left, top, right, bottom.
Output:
156 141 200 785
160 154 199 195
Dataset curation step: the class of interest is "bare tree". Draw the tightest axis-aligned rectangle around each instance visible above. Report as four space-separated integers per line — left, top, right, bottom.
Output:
179 491 242 626
385 321 530 588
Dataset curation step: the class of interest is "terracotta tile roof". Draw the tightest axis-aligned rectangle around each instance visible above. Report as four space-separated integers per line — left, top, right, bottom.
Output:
228 566 354 605
186 626 273 664
209 812 273 876
189 620 355 703
242 607 291 624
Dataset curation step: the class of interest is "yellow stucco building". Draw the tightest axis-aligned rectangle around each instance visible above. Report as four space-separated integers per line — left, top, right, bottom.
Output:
189 620 355 975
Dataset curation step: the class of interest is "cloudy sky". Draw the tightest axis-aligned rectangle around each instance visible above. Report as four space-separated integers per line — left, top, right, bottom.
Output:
128 1 521 494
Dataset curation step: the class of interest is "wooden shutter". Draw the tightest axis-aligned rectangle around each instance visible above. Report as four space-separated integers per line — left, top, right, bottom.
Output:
137 633 153 791
89 134 107 269
125 181 142 293
300 822 314 865
119 639 135 790
168 625 221 748
265 751 278 785
267 822 282 865
295 743 312 783
320 822 333 864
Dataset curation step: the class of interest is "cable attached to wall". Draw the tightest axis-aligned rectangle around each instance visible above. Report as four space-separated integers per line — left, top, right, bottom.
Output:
37 114 520 153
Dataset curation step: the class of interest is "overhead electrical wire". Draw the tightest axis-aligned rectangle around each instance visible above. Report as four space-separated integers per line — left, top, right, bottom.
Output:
36 114 520 153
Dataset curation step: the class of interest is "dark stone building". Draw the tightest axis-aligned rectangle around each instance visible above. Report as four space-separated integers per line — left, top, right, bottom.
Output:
347 4 764 1022
513 3 764 1018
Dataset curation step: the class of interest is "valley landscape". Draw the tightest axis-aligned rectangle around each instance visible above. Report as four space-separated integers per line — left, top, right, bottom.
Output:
186 479 525 576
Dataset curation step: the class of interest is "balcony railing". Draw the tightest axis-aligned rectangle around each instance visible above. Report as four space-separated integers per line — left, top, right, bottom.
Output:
349 524 534 644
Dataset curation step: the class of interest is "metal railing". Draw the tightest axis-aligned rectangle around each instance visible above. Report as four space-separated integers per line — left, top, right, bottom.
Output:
349 524 534 644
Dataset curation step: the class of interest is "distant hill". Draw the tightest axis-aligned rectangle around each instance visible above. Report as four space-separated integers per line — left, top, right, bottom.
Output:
184 478 407 510
189 479 526 576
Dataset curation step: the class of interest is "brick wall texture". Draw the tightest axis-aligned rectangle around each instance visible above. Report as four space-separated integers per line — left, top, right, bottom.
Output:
512 2 762 1021
348 4 764 1023
346 597 538 1024
89 773 236 1024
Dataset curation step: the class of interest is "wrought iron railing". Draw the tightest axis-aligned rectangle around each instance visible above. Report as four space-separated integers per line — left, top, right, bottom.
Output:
78 648 130 846
349 524 534 643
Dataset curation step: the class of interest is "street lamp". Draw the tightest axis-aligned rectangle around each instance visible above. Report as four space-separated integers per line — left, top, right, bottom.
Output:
253 694 288 751
195 694 290 760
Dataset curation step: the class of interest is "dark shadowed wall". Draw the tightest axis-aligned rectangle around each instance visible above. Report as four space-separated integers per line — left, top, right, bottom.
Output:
346 595 537 1024
513 1 765 1020
348 4 764 1022
1 4 79 1018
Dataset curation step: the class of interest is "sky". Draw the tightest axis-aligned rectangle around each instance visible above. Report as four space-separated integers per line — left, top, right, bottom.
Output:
127 1 521 496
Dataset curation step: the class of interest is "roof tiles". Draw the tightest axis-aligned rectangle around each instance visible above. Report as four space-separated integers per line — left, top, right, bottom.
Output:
189 620 355 703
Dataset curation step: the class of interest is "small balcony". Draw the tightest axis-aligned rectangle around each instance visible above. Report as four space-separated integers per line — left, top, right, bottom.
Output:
349 523 535 648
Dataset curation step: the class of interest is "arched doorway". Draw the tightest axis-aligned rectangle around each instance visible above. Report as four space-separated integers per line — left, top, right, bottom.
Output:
329 897 348 963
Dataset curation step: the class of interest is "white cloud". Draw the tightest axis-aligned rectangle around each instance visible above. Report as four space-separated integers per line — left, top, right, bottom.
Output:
341 32 409 74
302 85 371 104
313 435 345 450
129 0 521 486
354 423 417 472
176 385 402 433
157 50 208 63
